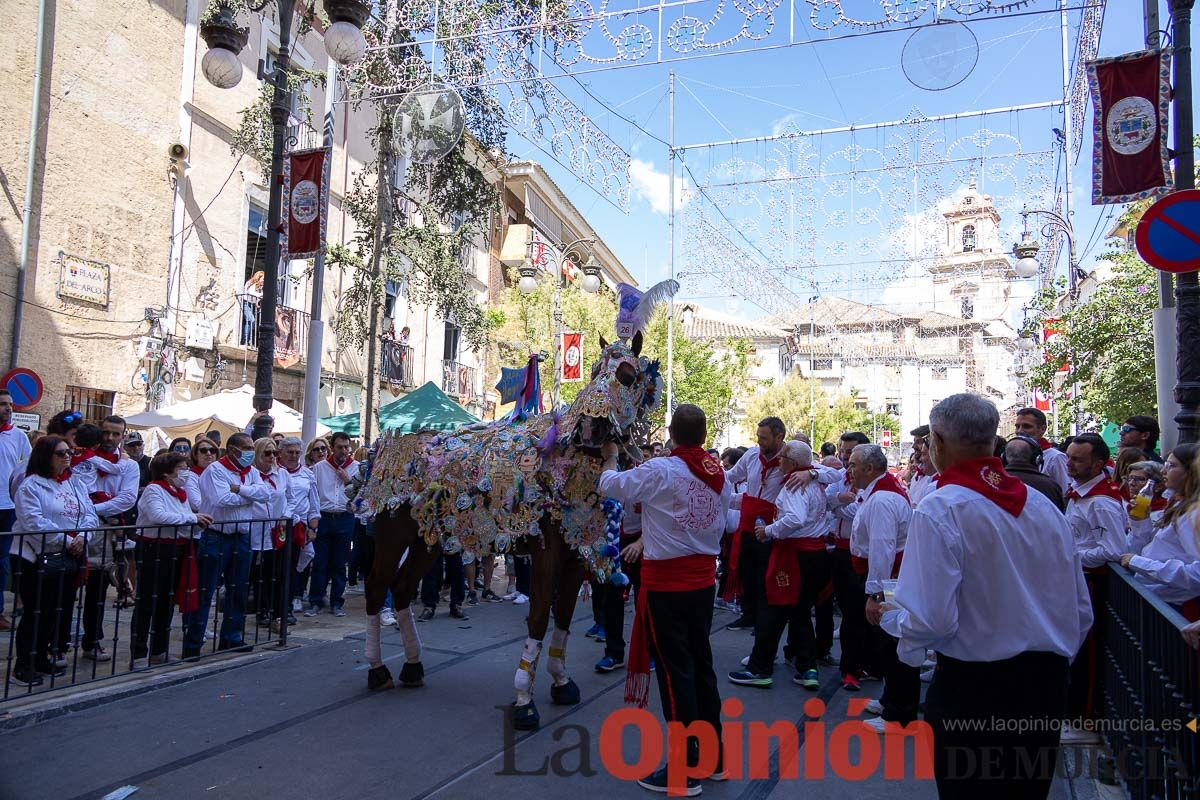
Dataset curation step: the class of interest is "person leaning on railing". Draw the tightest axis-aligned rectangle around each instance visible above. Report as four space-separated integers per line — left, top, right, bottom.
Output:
1119 443 1200 621
130 452 213 670
11 435 99 687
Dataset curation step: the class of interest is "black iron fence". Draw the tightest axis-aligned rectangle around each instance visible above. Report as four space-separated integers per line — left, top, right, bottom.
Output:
2 520 294 702
236 294 310 362
1102 565 1199 799
380 341 415 387
442 359 476 400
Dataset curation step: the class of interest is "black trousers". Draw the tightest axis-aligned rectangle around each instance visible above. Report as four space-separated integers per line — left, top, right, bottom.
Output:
814 591 834 657
421 554 464 608
130 540 183 660
603 544 642 661
1067 570 1104 720
647 585 723 758
513 554 531 597
257 547 296 621
736 534 772 625
749 549 831 676
590 579 606 625
867 623 922 724
830 549 867 676
80 568 108 652
925 651 1069 800
14 556 77 672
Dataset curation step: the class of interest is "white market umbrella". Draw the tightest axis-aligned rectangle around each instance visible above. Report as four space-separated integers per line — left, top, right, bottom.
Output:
124 385 330 445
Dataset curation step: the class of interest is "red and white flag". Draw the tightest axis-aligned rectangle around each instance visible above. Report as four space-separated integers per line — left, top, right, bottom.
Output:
1087 49 1173 204
561 332 583 383
282 147 330 259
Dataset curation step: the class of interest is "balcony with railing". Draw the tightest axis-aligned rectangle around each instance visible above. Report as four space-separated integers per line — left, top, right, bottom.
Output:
286 121 322 152
235 294 310 367
442 359 476 401
380 340 415 387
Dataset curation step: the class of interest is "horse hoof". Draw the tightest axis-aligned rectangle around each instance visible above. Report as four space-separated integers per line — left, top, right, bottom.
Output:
550 678 581 706
400 661 425 688
368 665 394 692
512 701 540 731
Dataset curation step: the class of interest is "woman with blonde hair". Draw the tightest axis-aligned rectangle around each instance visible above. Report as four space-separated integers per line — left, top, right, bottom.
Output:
1119 444 1200 619
304 437 329 467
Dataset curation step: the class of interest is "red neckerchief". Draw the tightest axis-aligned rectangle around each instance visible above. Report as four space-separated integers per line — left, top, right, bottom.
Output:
93 447 120 465
912 465 926 479
1067 476 1124 503
286 465 303 475
327 454 354 470
1151 496 1170 512
0 423 12 434
625 554 716 710
53 468 73 484
259 469 276 488
191 466 204 475
935 457 1028 518
1037 437 1056 452
756 450 781 494
151 479 187 504
670 446 725 495
218 455 252 482
70 449 97 467
868 472 910 504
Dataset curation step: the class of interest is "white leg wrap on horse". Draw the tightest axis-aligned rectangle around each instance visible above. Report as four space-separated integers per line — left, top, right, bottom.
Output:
514 637 542 705
365 614 382 666
396 606 421 663
547 626 570 687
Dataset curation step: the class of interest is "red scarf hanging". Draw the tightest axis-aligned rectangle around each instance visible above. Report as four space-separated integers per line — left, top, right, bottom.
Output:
327 454 354 471
723 495 777 602
765 536 826 606
93 447 120 465
869 472 910 503
175 539 199 613
670 446 725 496
625 554 717 710
219 455 252 482
150 479 188 504
1038 437 1056 452
935 457 1028 518
70 449 97 467
757 451 781 491
191 465 204 475
0 423 12 434
258 470 276 488
1067 477 1125 503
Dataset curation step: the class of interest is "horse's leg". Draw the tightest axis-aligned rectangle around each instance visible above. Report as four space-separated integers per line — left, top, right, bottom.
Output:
511 521 559 729
365 512 408 691
546 535 586 706
391 531 440 688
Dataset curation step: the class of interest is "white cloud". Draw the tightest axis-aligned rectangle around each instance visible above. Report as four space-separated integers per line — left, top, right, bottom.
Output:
629 158 688 215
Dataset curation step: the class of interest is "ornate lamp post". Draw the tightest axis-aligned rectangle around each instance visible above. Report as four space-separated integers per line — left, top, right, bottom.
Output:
199 0 367 438
518 236 599 406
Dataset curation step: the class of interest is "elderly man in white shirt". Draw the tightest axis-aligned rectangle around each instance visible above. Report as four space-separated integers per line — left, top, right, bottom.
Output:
882 393 1091 799
598 404 730 795
850 442 919 732
728 440 831 691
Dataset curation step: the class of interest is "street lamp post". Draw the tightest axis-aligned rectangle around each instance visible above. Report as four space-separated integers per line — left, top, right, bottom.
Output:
199 1 367 439
518 237 599 407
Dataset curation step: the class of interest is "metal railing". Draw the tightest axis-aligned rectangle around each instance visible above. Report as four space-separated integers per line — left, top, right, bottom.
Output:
442 359 476 400
1102 566 1199 799
286 121 322 152
380 341 415 387
236 294 310 363
1 520 294 703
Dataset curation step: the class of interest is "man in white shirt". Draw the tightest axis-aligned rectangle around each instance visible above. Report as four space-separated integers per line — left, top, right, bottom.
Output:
850 443 919 731
182 432 271 656
906 425 938 507
723 417 787 632
1064 432 1124 731
81 415 141 663
825 432 870 691
598 404 730 795
0 390 31 631
1014 407 1070 494
881 393 1091 799
307 431 357 617
728 440 830 691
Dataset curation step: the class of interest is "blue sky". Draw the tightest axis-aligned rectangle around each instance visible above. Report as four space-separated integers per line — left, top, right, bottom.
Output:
501 1 1164 322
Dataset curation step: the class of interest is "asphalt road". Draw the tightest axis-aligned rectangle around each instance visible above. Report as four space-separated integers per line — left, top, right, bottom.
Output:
0 597 1104 800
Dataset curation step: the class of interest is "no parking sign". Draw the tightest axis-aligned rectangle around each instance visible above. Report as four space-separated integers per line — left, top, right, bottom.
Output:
2 368 43 411
1136 189 1200 273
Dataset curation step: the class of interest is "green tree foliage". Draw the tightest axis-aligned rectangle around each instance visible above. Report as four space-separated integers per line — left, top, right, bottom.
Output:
743 375 899 448
1023 201 1158 434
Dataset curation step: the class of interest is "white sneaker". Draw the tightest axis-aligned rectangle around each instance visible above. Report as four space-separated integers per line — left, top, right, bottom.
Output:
502 590 518 601
513 593 529 605
863 698 884 716
380 609 397 627
292 598 303 613
130 658 149 670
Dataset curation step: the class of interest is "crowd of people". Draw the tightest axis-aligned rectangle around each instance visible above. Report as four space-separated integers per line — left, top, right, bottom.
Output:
588 399 1198 797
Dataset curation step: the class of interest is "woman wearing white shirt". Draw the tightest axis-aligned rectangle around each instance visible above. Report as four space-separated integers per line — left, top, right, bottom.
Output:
183 437 219 513
131 452 214 669
1120 444 1200 616
12 436 98 686
250 438 292 629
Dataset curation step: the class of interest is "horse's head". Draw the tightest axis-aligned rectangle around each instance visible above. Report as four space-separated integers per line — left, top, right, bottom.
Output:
559 332 662 453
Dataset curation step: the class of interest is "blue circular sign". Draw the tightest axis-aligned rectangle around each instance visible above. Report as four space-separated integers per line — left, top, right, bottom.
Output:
2 368 43 411
1136 189 1200 273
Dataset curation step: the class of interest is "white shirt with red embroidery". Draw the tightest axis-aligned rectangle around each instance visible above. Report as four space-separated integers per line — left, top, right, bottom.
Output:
13 474 99 562
881 483 1092 667
849 474 911 594
764 479 827 540
599 457 730 562
1066 473 1127 569
724 446 785 504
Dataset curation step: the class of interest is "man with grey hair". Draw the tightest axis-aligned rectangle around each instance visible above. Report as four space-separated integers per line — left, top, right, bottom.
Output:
729 440 830 690
881 393 1091 797
849 442 919 732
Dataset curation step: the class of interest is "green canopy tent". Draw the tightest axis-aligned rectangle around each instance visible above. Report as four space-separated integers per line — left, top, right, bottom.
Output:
379 381 480 434
318 410 361 437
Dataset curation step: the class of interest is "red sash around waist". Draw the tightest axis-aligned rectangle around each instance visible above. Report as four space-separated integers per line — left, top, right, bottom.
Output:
765 537 826 607
722 495 775 601
850 550 904 579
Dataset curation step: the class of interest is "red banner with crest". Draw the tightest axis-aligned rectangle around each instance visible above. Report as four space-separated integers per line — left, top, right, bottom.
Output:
282 148 329 259
561 332 583 383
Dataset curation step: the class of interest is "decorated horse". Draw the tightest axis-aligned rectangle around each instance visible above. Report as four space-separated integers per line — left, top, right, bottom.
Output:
353 280 677 730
